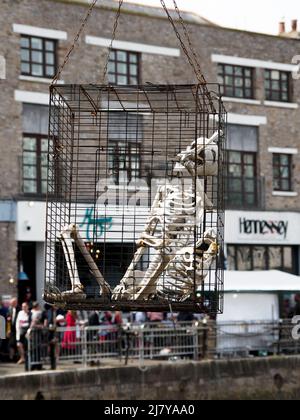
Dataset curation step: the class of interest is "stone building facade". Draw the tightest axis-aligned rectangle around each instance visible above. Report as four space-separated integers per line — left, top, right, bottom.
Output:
0 0 300 316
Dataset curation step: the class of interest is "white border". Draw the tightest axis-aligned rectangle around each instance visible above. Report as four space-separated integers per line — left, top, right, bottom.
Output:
212 54 298 72
86 36 180 57
264 101 299 109
13 24 67 40
268 147 298 155
222 97 261 105
228 113 267 126
14 90 49 105
19 75 65 85
272 191 298 197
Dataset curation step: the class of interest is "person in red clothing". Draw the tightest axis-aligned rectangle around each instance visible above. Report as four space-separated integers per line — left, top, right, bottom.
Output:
61 311 77 351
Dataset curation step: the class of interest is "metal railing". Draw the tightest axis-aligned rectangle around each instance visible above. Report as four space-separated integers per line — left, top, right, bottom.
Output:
26 320 300 371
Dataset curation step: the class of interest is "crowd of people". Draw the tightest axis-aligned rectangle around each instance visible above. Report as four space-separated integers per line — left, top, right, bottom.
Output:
0 296 202 365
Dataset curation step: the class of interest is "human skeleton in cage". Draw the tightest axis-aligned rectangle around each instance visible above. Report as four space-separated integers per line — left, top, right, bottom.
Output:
59 131 221 303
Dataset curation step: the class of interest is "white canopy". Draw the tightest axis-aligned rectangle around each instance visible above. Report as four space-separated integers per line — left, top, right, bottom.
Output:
224 270 300 293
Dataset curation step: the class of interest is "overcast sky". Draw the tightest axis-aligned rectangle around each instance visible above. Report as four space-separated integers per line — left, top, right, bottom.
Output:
125 0 300 35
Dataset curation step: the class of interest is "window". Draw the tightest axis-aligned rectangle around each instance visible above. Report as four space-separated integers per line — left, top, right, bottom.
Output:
23 135 50 195
218 64 254 99
273 154 292 192
227 245 297 274
20 35 57 78
108 141 141 184
108 50 140 85
226 150 257 208
265 70 291 102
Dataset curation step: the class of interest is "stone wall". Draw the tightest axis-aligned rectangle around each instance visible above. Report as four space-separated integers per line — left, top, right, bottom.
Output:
1 357 300 400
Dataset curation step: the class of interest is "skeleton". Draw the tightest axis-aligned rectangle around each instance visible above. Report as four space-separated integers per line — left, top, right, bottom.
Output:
58 131 220 301
112 131 221 302
156 228 218 302
59 224 111 298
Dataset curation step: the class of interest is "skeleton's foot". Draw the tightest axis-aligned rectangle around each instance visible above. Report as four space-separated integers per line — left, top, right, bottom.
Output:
112 271 145 301
62 284 86 297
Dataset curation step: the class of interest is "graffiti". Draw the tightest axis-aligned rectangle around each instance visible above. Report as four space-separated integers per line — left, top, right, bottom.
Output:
239 218 288 239
0 315 5 340
79 207 113 241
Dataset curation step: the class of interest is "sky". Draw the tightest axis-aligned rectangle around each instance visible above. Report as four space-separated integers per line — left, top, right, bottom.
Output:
125 0 300 35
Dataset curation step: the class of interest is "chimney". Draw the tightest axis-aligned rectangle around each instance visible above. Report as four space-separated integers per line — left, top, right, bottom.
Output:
279 21 286 34
292 19 298 32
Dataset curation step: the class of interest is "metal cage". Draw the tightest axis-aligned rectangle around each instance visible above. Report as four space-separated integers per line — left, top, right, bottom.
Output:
44 84 226 313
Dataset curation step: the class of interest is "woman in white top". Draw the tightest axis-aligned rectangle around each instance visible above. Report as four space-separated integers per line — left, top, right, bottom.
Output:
16 302 30 364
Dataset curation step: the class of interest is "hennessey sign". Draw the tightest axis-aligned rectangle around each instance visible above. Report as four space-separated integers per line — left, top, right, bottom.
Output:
240 218 288 239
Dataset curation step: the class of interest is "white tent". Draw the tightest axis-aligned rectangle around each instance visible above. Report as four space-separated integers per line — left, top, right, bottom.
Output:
224 270 300 293
219 270 300 322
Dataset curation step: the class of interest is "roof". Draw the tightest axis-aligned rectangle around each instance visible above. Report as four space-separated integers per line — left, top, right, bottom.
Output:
55 0 214 25
224 270 300 293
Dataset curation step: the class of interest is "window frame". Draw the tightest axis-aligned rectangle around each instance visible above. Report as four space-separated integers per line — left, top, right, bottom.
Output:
226 150 258 208
227 244 297 274
273 153 293 192
218 64 254 99
22 133 49 196
264 69 291 103
108 49 141 86
108 140 142 184
20 35 57 79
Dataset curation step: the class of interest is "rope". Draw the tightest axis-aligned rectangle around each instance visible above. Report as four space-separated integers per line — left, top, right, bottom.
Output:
101 0 124 84
52 0 99 85
171 0 207 85
160 0 215 109
159 0 201 84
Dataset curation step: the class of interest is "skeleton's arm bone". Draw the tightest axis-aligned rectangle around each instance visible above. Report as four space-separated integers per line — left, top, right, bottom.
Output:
60 228 83 293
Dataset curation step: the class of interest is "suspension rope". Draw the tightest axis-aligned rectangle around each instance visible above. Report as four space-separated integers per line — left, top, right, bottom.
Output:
52 0 212 105
159 0 201 83
171 0 207 85
160 0 214 108
52 0 99 85
101 0 124 84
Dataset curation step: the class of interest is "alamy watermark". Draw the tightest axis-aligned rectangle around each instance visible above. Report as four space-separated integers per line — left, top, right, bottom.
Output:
0 55 6 80
0 315 5 340
292 316 300 340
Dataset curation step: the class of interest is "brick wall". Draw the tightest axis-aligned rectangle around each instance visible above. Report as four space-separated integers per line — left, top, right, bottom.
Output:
0 0 300 294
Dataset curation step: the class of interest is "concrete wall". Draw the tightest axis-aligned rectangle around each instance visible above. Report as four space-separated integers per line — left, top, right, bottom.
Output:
1 357 300 400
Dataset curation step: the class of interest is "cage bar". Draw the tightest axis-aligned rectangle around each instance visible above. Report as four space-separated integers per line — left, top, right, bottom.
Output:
44 84 226 314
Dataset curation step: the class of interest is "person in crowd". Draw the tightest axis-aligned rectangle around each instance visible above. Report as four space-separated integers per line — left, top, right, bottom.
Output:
30 302 43 328
113 311 123 326
134 312 147 324
24 288 34 310
178 312 195 322
88 311 100 327
61 311 77 352
0 298 9 361
16 302 31 364
147 312 164 323
6 298 20 362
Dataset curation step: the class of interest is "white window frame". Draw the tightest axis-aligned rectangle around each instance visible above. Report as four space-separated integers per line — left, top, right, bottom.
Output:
13 24 67 40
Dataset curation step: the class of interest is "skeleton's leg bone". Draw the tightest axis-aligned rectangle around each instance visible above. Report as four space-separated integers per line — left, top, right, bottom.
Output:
133 250 174 301
112 187 168 299
112 246 147 300
60 226 85 295
70 224 111 297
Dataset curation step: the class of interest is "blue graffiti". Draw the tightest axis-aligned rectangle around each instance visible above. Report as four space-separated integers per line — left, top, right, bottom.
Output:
79 207 113 241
